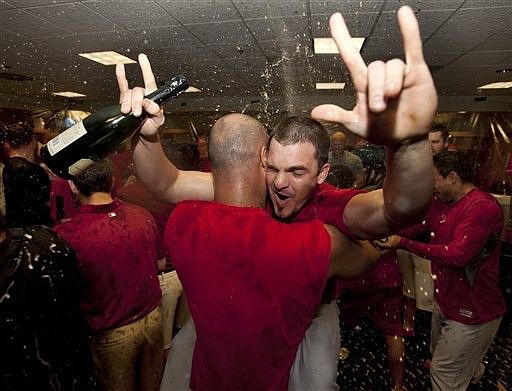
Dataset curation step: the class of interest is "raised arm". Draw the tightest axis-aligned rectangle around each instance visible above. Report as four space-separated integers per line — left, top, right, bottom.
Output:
311 6 437 238
324 224 381 279
117 53 214 203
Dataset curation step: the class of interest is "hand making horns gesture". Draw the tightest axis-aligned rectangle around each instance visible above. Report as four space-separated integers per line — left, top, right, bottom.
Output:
116 53 163 139
311 6 438 146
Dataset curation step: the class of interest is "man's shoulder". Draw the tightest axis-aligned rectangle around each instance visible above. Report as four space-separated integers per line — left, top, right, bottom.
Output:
11 225 73 259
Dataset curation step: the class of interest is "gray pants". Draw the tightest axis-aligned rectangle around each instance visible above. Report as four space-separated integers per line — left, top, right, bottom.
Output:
430 302 502 391
160 301 340 390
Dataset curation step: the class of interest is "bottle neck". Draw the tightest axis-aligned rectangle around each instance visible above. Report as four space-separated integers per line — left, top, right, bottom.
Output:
146 76 189 106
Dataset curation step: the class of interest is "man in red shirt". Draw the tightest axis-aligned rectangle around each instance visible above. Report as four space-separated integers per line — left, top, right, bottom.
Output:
165 112 380 390
119 5 437 389
54 160 164 391
378 151 506 390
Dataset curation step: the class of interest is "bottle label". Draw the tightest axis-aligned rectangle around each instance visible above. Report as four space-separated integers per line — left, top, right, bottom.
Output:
46 121 87 156
68 158 95 176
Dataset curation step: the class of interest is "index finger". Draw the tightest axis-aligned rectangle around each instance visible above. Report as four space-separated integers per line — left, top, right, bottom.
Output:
397 6 426 67
116 63 129 94
329 12 367 89
138 53 158 94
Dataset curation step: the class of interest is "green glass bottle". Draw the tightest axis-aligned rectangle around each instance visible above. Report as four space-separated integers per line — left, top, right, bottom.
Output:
40 75 189 179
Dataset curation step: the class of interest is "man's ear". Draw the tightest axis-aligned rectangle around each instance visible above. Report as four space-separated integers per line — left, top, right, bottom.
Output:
317 163 330 184
69 180 79 195
447 171 459 184
260 146 267 168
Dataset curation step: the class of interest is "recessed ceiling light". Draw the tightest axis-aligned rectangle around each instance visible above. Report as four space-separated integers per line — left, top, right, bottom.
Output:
477 82 512 89
78 51 137 65
52 91 87 98
186 86 202 93
313 37 365 54
316 82 345 90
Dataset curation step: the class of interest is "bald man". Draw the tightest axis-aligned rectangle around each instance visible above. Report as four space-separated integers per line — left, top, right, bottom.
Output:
163 113 379 390
326 131 365 189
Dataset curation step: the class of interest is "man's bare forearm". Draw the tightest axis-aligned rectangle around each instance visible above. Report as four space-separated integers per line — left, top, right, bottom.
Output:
382 137 433 227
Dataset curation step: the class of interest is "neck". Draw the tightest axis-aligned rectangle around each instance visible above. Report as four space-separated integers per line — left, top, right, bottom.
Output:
453 183 475 203
0 229 6 245
213 172 266 209
9 148 35 162
80 192 114 205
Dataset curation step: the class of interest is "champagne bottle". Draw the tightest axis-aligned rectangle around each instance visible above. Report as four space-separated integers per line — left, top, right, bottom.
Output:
40 75 189 179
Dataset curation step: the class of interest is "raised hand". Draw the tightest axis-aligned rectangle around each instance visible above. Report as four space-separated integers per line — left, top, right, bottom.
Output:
311 6 437 146
116 53 164 138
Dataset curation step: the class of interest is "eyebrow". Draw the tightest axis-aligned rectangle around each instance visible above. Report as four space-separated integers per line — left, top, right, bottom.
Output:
266 163 308 172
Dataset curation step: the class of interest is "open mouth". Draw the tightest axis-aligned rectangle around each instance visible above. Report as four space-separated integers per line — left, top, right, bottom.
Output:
275 192 290 201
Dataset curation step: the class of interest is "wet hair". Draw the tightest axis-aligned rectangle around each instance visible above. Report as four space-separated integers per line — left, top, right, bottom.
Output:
72 159 114 197
268 116 330 169
430 121 449 142
2 122 35 148
433 151 474 183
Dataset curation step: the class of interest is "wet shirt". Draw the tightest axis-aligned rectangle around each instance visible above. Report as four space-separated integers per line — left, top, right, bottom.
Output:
55 200 161 333
283 183 400 294
399 189 506 324
0 225 93 390
166 201 331 391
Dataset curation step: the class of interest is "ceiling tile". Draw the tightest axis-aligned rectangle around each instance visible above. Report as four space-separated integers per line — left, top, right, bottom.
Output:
82 0 180 30
156 0 240 25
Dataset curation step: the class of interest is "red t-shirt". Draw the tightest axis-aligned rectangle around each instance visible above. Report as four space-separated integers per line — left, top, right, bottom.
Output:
55 200 162 332
165 201 331 391
282 183 401 294
400 189 506 324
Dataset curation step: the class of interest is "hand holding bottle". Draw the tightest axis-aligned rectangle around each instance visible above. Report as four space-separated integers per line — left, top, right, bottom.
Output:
117 53 164 139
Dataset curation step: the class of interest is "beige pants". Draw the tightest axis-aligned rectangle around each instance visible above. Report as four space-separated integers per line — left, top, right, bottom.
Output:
89 306 164 391
397 249 434 311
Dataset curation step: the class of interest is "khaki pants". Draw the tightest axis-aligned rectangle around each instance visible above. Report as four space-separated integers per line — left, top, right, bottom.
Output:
158 271 184 350
397 249 434 311
89 306 164 391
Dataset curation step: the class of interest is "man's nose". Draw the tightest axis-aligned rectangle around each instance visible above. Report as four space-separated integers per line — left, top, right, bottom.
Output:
273 171 288 189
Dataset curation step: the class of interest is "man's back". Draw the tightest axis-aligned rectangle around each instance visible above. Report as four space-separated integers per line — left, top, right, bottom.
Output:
166 200 332 391
55 199 161 332
0 225 94 390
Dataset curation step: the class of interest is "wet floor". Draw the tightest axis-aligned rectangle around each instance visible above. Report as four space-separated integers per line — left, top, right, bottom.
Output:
337 307 511 390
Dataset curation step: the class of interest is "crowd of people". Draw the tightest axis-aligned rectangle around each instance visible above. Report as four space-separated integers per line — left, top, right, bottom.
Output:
0 5 508 391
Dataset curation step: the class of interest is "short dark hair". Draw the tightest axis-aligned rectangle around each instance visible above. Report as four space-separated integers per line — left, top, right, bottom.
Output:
434 151 474 183
2 122 34 148
72 160 114 197
430 121 449 142
268 117 330 169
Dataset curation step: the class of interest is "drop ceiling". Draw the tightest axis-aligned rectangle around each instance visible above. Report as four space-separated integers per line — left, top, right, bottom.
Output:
1 0 511 129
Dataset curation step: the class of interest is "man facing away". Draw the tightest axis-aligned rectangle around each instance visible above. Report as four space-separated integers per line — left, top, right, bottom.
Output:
0 209 95 390
378 151 506 390
1 122 53 228
54 160 164 391
165 112 380 390
116 5 437 389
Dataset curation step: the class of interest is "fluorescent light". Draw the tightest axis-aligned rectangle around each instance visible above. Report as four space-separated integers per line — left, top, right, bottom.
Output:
186 86 202 93
477 81 512 89
52 91 87 98
78 51 137 65
316 82 345 90
313 37 365 54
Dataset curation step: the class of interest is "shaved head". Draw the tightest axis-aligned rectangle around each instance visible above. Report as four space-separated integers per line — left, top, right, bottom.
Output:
209 113 268 172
